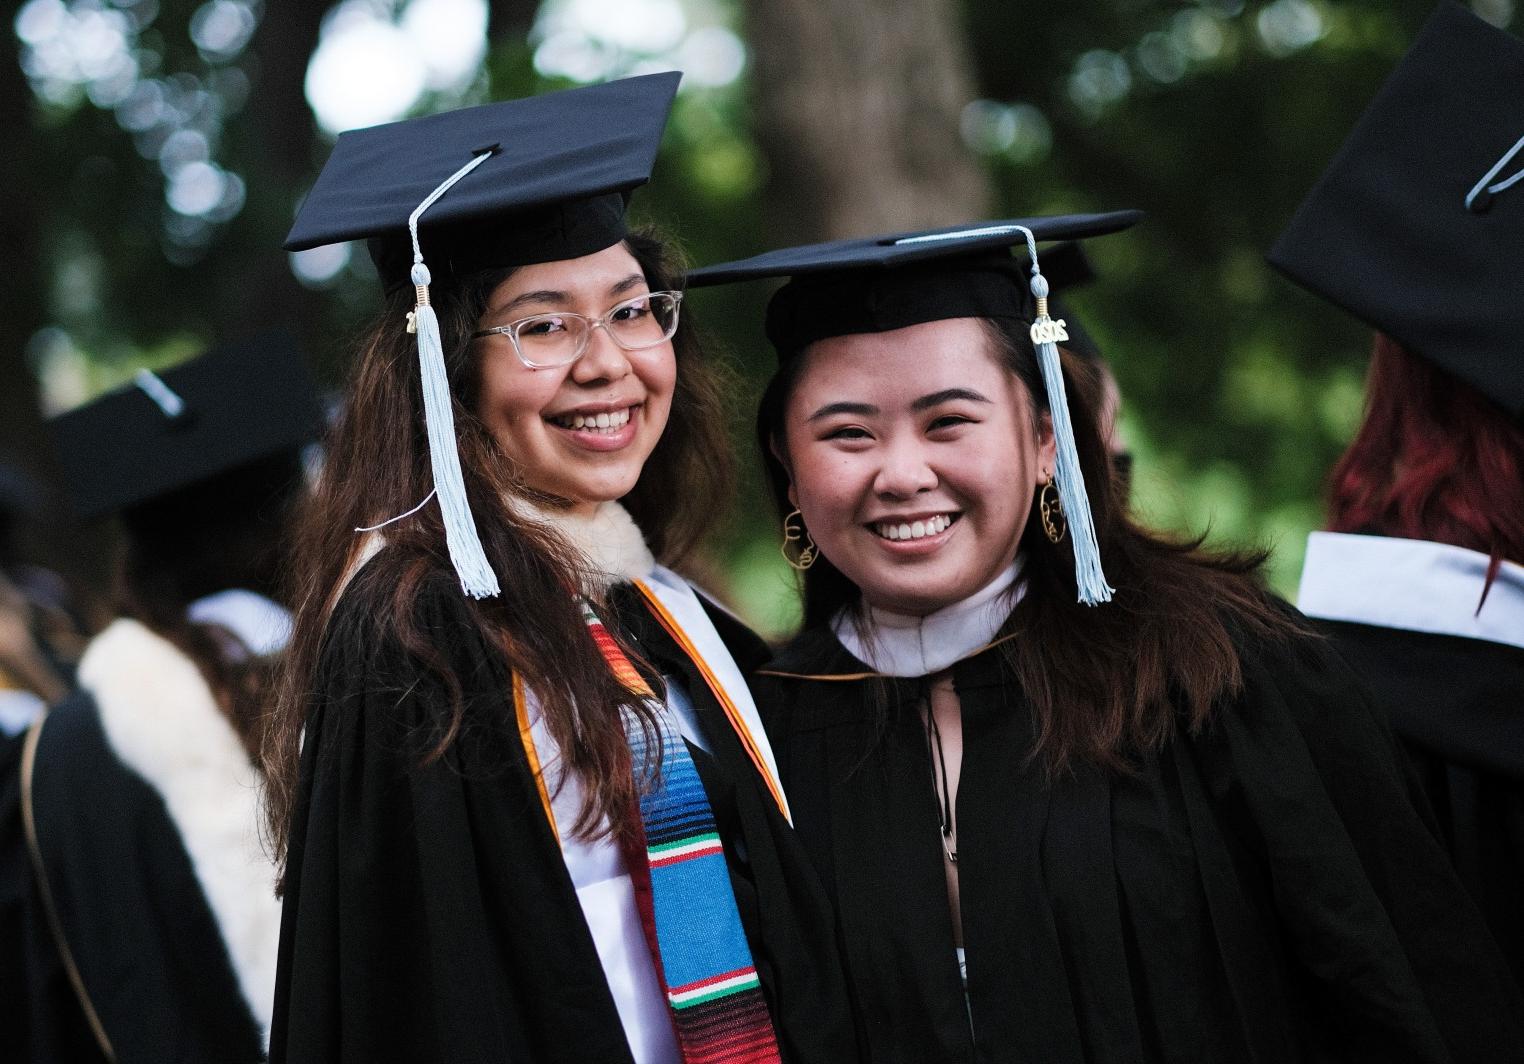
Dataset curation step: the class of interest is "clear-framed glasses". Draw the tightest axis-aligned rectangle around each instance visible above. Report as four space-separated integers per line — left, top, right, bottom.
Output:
471 290 684 369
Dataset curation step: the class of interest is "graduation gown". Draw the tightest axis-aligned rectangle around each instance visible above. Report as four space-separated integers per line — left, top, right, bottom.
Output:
1299 532 1524 985
753 607 1524 1064
2 617 280 1064
270 552 857 1064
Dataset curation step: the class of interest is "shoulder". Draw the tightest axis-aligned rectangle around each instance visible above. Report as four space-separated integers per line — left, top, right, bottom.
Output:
311 551 509 747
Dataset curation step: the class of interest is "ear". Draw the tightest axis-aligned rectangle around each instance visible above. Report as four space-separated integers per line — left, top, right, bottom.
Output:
1036 410 1057 474
768 433 799 508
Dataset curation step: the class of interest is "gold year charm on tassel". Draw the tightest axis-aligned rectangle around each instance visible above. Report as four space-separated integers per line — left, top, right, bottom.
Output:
1030 318 1070 345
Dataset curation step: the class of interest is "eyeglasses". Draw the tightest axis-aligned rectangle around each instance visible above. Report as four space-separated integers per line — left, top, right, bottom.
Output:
471 290 684 369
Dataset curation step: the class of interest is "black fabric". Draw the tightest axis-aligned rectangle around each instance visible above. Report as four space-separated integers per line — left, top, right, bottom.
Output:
686 213 1140 287
686 213 1138 363
1267 2 1524 417
753 622 1524 1064
269 558 859 1064
761 251 1034 361
1 696 263 1064
1316 619 1524 986
284 73 679 289
48 332 321 518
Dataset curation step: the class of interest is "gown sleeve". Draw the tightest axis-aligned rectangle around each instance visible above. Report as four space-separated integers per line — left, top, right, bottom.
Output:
1210 630 1524 1063
268 568 634 1064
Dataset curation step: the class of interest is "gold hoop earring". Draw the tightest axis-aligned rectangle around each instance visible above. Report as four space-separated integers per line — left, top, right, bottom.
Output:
781 509 818 571
1039 472 1067 544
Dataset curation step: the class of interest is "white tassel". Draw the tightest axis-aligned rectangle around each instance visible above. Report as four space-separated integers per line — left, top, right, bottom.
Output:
1015 230 1112 606
412 264 500 599
400 149 501 598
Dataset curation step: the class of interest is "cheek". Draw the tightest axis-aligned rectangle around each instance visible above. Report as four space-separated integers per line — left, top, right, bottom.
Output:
476 357 561 433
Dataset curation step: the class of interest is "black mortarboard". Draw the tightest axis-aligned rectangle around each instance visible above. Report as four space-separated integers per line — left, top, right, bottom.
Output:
285 72 681 291
692 211 1141 606
686 212 1139 359
50 332 322 519
1267 2 1524 416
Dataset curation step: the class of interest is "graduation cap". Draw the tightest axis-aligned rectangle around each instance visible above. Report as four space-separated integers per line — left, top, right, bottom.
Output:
285 73 681 599
688 210 1142 605
49 331 322 520
1267 1 1524 417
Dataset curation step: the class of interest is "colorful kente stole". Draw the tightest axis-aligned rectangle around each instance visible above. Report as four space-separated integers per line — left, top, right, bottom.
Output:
582 599 784 1064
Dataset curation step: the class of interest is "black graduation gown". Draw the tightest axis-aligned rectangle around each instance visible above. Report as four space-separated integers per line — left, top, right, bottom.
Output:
2 693 265 1064
1315 620 1524 986
269 563 858 1064
753 624 1524 1064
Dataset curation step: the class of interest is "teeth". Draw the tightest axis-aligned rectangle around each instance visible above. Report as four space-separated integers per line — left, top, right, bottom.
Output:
555 408 631 432
875 514 953 541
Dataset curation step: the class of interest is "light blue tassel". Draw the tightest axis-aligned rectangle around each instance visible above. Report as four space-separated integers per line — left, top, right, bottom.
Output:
410 261 500 599
401 150 500 599
1016 229 1112 605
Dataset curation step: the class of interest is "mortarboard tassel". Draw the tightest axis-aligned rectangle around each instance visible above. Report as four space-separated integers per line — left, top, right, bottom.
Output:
1015 227 1113 606
404 150 501 599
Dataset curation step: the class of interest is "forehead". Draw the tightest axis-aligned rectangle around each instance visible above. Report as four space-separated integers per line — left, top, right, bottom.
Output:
490 242 644 300
791 318 1004 403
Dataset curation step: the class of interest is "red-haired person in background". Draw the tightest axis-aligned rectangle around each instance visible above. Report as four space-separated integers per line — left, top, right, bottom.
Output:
1270 1 1524 983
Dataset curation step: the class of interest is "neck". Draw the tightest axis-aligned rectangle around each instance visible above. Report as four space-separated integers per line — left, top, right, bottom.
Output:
834 560 1023 677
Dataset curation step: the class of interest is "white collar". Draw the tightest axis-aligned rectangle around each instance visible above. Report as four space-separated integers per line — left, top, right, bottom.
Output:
187 589 293 657
832 561 1022 677
1298 532 1524 650
507 498 656 590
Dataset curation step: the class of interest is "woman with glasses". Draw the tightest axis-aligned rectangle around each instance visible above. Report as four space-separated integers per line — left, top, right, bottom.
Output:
262 77 856 1064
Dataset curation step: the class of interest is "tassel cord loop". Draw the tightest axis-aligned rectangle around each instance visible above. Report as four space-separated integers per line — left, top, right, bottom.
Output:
1466 131 1524 211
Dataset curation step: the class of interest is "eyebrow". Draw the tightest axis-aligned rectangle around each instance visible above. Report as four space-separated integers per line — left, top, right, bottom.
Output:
490 274 649 317
911 387 991 411
808 401 879 422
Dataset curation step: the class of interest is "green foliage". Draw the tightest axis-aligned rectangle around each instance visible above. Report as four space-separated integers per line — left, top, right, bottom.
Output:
14 0 1515 628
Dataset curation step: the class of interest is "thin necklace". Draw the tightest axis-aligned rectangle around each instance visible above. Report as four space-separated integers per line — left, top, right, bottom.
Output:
923 681 957 864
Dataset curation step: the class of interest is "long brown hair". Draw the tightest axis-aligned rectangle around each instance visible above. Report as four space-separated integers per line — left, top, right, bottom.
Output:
757 319 1303 774
262 230 733 869
118 451 305 760
1328 332 1524 588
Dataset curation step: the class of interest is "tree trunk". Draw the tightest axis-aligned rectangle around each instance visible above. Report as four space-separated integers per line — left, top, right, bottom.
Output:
488 0 543 43
0 22 111 602
743 0 991 244
227 0 331 368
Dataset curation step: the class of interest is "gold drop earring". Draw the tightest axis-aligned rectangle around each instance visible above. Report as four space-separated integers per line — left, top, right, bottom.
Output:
781 509 818 571
1039 471 1067 544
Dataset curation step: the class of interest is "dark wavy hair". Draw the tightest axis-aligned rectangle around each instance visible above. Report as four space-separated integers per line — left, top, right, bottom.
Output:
757 319 1302 774
262 230 733 872
1328 333 1524 599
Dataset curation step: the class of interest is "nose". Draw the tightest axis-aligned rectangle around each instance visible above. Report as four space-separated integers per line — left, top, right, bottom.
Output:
872 436 938 498
569 321 632 385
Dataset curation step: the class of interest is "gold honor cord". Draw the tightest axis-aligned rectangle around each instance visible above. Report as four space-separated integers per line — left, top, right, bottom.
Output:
632 581 792 823
20 713 117 1062
512 671 562 844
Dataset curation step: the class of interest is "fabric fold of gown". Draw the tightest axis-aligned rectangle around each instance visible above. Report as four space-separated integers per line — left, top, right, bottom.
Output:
755 620 1524 1064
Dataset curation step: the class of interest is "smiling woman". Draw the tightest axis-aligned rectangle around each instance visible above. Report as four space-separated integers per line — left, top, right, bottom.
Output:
261 76 858 1064
690 215 1524 1063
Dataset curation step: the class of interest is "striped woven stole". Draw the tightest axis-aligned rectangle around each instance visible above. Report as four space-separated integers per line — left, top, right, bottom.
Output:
581 599 783 1064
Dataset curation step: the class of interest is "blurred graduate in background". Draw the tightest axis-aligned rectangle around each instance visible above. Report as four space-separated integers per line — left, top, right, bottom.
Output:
1 333 321 1063
1271 0 1524 983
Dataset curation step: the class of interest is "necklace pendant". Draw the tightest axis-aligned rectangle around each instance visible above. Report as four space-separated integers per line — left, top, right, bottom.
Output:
942 837 958 864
